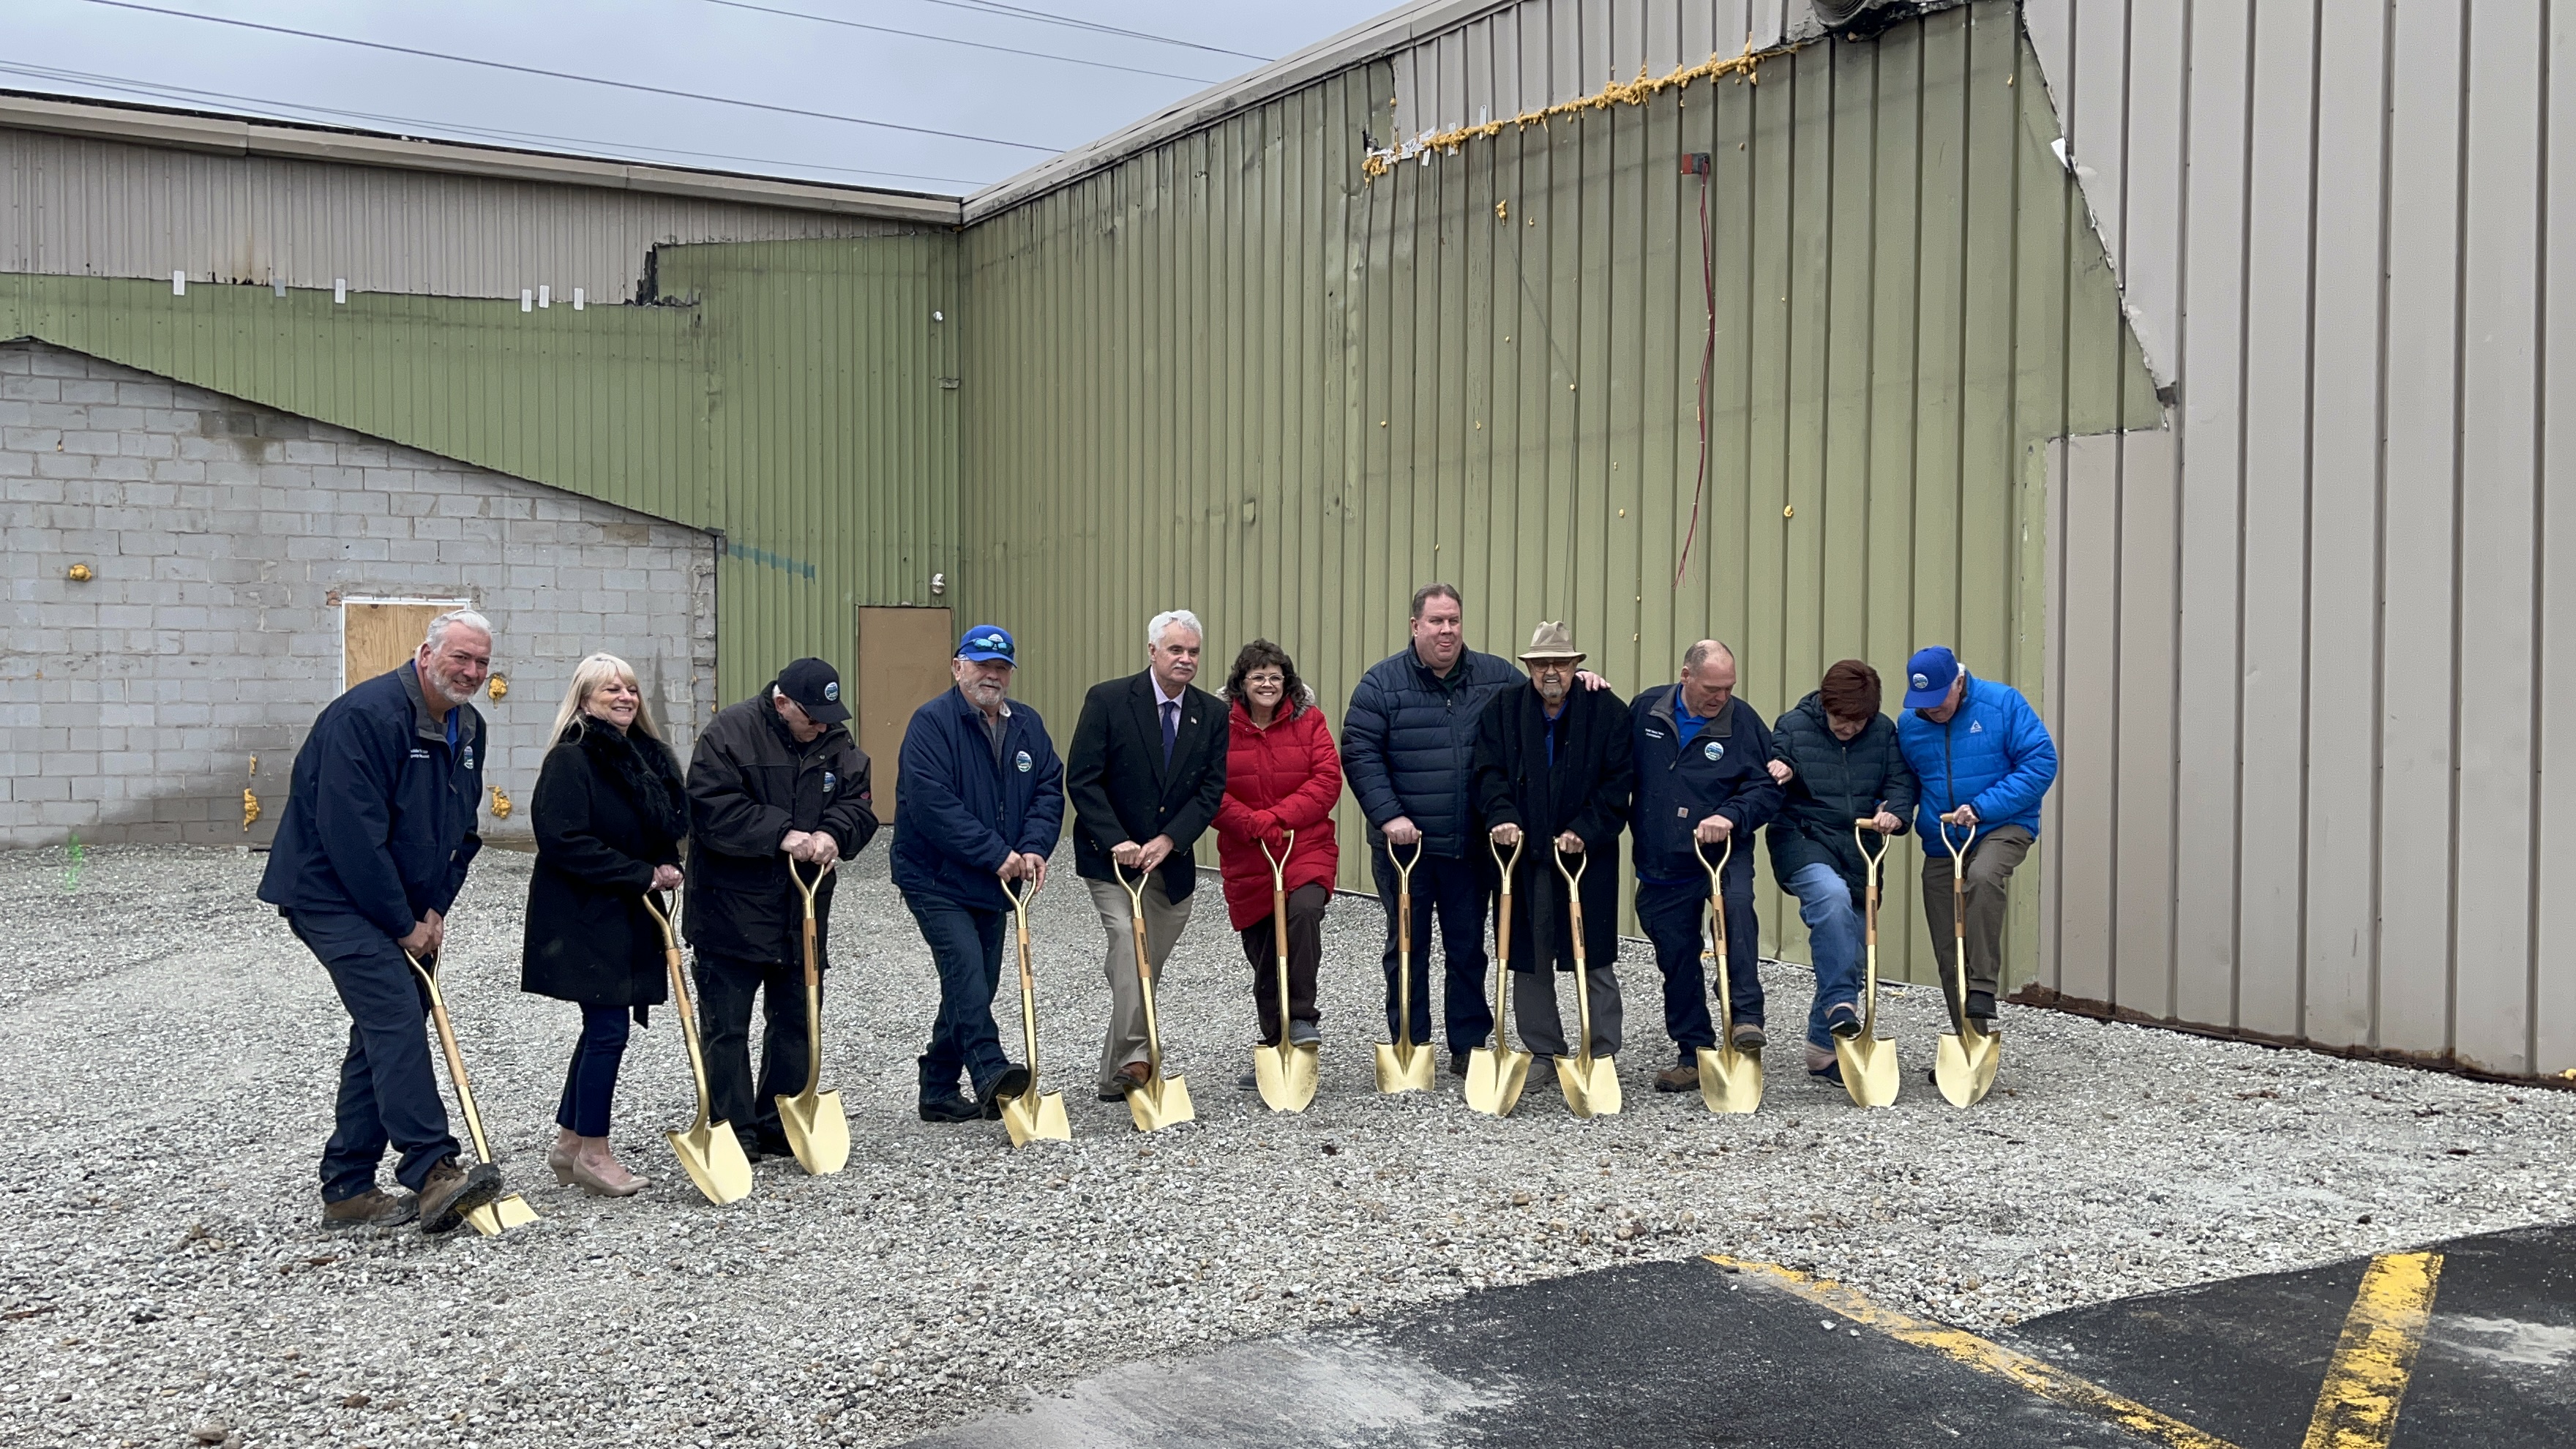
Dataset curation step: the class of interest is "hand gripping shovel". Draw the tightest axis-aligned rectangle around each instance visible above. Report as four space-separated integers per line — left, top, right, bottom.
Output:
640 891 754 1205
997 874 1071 1146
1551 847 1621 1117
1374 839 1438 1094
1114 860 1194 1131
1250 831 1319 1112
1693 836 1763 1115
1933 820 2003 1107
403 953 539 1237
1834 828 1901 1107
1463 836 1532 1117
774 855 850 1175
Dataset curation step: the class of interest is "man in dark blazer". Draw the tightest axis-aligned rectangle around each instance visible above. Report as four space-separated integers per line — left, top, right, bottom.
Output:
1066 608 1230 1100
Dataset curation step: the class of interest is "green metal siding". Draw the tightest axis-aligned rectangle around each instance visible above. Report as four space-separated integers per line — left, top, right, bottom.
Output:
957 1 2157 983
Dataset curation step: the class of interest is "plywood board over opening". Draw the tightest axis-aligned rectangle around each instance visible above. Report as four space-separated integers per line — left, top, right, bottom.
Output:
341 598 470 694
855 606 955 818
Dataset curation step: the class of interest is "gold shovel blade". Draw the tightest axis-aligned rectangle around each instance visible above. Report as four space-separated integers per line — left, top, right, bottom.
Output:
1554 1053 1622 1118
666 1122 755 1205
1000 1089 1071 1147
463 1193 540 1237
1695 1045 1764 1115
1933 1027 2002 1107
1374 1040 1437 1094
1462 1046 1532 1117
1833 1032 1901 1108
1127 1073 1195 1131
775 1087 850 1176
1252 1042 1319 1112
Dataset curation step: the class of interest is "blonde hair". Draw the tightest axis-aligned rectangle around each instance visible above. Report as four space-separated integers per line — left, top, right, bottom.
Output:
548 654 661 745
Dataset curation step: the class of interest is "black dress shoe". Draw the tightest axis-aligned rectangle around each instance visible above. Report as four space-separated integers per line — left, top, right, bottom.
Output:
918 1095 979 1123
1965 989 1996 1024
977 1066 1033 1119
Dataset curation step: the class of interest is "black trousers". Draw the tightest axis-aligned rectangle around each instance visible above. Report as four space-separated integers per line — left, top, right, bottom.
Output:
1243 883 1330 1044
693 954 815 1156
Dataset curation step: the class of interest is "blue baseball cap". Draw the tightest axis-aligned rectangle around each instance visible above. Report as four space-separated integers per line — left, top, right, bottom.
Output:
956 625 1017 664
1903 646 1960 709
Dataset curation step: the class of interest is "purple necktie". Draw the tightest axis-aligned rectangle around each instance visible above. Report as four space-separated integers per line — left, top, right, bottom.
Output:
1161 700 1178 763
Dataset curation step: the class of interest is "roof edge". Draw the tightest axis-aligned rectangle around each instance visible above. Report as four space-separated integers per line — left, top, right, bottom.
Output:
0 90 965 227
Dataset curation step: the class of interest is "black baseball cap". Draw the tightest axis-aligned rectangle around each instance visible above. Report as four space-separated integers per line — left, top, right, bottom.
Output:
774 657 850 724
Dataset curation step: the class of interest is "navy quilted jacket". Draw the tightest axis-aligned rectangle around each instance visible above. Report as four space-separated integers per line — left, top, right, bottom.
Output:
1341 645 1522 858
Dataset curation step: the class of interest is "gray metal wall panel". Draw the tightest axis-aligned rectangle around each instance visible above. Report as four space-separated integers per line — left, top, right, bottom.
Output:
2541 0 2576 1079
0 127 918 302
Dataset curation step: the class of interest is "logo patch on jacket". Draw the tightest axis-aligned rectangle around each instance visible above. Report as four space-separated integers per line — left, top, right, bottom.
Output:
1644 726 1669 741
460 745 475 770
823 771 836 795
1702 740 1724 762
1969 721 1984 734
411 748 431 760
1015 749 1032 774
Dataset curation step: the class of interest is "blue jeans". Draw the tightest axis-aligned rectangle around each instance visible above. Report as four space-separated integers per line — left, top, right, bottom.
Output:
906 894 1010 1100
286 910 459 1202
1371 847 1494 1055
1633 875 1761 1059
554 1005 631 1137
1785 861 1864 1049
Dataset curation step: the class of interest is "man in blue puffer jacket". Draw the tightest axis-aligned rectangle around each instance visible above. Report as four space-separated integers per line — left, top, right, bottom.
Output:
1894 646 2058 1027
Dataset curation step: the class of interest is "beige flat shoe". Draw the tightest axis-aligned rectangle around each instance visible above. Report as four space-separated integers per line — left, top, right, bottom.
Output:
566 1149 650 1198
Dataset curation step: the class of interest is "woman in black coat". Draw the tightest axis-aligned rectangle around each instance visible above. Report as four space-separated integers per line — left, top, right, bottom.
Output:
522 653 689 1197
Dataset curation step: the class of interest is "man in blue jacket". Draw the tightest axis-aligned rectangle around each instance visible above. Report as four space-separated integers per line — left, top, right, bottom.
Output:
1628 640 1782 1092
892 626 1066 1122
1895 646 2059 1026
257 608 505 1233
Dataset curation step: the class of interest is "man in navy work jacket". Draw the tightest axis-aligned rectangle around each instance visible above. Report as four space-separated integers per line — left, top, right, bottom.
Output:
684 657 879 1157
892 626 1064 1122
1895 646 2059 1027
1628 640 1782 1092
1066 609 1229 1101
258 608 505 1234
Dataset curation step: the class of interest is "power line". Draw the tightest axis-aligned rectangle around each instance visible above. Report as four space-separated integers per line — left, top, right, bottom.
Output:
73 0 1063 154
905 0 1271 64
697 0 1220 84
0 63 992 189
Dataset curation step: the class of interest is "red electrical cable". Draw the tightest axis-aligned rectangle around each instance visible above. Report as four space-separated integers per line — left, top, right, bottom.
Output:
1674 169 1716 587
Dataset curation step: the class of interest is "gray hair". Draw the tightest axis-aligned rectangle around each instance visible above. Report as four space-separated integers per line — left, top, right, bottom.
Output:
424 609 494 649
1682 639 1736 674
1147 609 1205 650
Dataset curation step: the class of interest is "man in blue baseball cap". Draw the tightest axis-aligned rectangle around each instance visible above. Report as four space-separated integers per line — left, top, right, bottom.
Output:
1893 646 2057 1030
891 625 1066 1123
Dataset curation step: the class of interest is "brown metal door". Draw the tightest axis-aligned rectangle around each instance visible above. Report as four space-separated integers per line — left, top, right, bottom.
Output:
854 607 954 819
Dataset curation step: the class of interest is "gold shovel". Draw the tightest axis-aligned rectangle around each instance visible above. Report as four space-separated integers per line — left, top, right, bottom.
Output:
1250 831 1319 1112
1463 836 1532 1117
997 874 1071 1146
1834 828 1901 1107
1933 820 2002 1107
1551 847 1620 1117
1374 839 1437 1094
774 855 849 1175
640 891 754 1205
1114 860 1194 1131
1693 836 1763 1115
403 953 539 1237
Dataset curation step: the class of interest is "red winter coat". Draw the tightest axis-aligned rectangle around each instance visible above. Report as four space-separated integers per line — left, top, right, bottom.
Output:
1212 697 1343 931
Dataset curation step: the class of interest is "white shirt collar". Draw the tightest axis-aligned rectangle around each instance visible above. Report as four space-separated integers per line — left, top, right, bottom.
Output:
1150 672 1183 710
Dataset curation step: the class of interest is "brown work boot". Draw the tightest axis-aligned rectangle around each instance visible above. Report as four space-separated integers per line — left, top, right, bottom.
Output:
415 1156 502 1235
1654 1063 1700 1093
321 1186 417 1229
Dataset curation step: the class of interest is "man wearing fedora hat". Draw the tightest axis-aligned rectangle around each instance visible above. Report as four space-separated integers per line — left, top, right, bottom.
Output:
1472 622 1632 1063
685 657 879 1160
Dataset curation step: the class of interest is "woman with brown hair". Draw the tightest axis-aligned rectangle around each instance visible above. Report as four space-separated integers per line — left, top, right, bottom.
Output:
1211 640 1343 1068
521 653 689 1195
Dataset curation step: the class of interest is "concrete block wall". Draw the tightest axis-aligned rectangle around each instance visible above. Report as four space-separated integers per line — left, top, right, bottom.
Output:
0 340 718 848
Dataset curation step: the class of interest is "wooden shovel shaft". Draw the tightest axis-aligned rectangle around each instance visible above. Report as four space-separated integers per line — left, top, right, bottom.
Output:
1701 836 1734 1038
643 891 721 1136
1942 821 1979 1032
1386 840 1419 1049
1130 910 1163 1076
410 962 496 1164
1262 831 1295 1044
1014 916 1041 1082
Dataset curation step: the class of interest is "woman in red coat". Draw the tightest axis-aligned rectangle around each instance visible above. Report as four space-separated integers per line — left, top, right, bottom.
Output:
1213 640 1343 1056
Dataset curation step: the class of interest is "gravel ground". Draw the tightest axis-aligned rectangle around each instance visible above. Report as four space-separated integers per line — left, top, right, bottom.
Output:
1 841 2569 1449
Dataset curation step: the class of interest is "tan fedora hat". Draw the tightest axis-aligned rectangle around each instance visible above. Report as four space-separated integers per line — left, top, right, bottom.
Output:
1519 620 1585 663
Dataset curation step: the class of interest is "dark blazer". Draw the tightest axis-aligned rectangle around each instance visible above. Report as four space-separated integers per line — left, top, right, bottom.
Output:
520 717 687 1008
1472 681 1631 973
1065 670 1229 902
684 694 878 968
890 686 1065 913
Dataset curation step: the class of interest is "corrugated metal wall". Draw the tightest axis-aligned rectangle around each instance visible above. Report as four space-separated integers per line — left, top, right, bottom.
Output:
1 231 961 703
2022 0 2574 1078
1390 0 1792 132
959 0 2155 983
0 124 921 302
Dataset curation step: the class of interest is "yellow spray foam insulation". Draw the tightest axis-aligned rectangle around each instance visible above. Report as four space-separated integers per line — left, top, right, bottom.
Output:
1362 39 1792 180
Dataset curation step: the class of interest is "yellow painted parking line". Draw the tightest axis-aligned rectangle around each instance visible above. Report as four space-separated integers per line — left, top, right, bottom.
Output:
2300 1251 2444 1449
1704 1254 2244 1449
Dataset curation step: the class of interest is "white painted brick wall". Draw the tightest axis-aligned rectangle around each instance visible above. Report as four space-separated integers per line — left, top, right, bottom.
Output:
0 340 719 849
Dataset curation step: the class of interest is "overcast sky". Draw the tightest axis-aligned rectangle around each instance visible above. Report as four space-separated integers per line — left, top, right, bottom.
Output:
7 0 1398 195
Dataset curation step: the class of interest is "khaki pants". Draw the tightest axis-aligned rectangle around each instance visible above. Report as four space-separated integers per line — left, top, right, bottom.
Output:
1919 824 2034 1001
1087 875 1194 1090
1512 964 1622 1060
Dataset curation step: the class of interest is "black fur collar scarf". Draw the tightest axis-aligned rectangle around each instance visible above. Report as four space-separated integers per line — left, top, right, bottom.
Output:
568 715 689 845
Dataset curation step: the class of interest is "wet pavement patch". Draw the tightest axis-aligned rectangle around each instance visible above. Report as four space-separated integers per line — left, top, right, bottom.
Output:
912 1223 2575 1448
